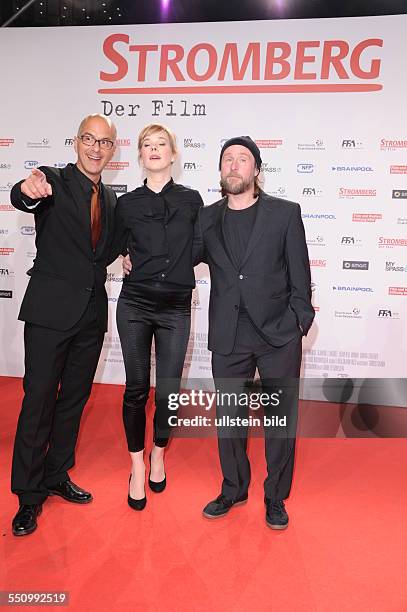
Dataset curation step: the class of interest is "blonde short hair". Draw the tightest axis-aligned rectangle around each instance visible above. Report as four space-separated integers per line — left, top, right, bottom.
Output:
137 123 177 158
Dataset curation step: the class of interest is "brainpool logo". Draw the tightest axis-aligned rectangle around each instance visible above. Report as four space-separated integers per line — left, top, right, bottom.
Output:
332 165 373 172
333 286 373 292
297 163 314 173
302 212 336 220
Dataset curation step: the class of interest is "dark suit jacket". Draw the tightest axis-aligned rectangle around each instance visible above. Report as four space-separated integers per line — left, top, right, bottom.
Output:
10 164 117 332
193 191 315 355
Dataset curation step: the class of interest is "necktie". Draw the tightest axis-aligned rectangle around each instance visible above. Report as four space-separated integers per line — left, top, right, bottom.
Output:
91 183 101 250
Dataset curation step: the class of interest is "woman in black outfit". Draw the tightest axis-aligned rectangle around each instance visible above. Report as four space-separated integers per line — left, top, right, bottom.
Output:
112 124 203 510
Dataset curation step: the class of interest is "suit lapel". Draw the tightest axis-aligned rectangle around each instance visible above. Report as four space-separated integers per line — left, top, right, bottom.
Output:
216 198 239 270
62 165 92 252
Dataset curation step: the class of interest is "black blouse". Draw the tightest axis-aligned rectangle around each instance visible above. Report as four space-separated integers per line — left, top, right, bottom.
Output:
111 179 204 289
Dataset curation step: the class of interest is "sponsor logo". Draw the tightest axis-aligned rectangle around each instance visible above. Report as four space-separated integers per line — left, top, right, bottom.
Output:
0 290 12 298
380 139 407 150
0 138 14 147
65 138 74 146
53 162 67 168
297 163 314 173
378 309 400 319
343 260 369 270
255 140 282 149
117 138 131 146
261 163 282 173
341 139 363 149
105 161 130 171
332 165 372 172
0 204 14 211
24 161 39 170
390 165 407 174
298 139 325 151
0 268 13 276
386 261 407 272
0 163 11 170
392 190 407 199
0 184 13 193
397 217 407 225
352 213 382 222
106 184 128 193
379 237 407 248
302 187 322 197
335 308 362 319
196 279 208 285
0 229 9 236
389 286 407 295
268 187 287 198
333 286 373 292
339 188 376 198
302 212 336 220
207 187 221 193
20 226 35 235
0 248 14 256
108 296 118 302
307 235 326 247
183 162 203 171
27 138 50 148
341 236 361 246
184 138 205 149
309 259 326 267
107 273 123 283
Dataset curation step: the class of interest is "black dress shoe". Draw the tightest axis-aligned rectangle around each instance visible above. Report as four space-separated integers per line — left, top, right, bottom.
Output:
12 504 42 536
128 474 146 511
47 480 93 504
202 493 248 519
265 499 289 530
148 452 166 493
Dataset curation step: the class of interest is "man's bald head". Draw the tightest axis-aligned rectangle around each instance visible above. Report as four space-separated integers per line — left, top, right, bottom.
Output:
77 114 117 140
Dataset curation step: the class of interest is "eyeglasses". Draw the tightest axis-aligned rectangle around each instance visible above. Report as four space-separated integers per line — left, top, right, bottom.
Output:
79 134 115 150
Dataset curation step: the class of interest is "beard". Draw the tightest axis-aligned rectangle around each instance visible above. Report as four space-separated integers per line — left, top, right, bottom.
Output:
220 174 253 195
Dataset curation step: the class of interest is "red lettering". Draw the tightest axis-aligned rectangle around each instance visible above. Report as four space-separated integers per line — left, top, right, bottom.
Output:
264 42 291 80
218 43 260 81
321 40 349 79
350 38 382 79
129 45 159 81
100 33 129 82
186 44 217 81
294 41 319 79
159 45 186 81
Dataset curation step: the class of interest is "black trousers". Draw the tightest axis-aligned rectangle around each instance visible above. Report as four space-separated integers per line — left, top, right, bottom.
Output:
116 282 191 453
212 311 302 502
11 296 105 505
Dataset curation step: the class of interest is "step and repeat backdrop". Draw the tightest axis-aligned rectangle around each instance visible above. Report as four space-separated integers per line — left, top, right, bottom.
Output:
0 16 406 388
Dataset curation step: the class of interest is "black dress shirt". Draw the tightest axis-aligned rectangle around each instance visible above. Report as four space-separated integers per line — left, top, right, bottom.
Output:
111 179 204 289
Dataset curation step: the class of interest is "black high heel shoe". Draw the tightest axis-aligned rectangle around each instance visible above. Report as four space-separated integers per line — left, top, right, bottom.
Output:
128 474 147 511
148 452 166 493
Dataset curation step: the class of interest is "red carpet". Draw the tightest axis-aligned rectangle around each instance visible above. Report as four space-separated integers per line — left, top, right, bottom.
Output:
1 376 407 611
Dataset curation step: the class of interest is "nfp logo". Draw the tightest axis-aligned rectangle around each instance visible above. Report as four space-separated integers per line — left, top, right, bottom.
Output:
297 163 314 173
24 161 39 170
20 226 35 235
